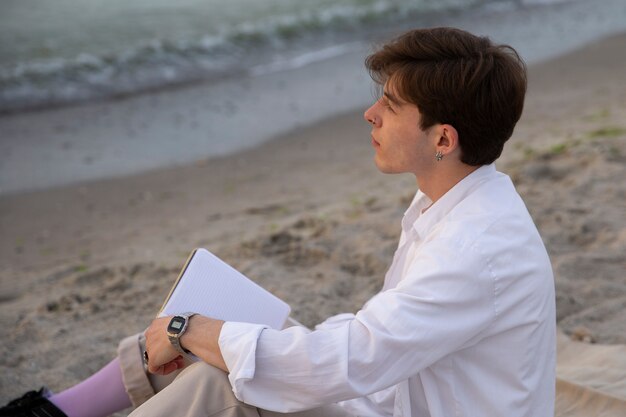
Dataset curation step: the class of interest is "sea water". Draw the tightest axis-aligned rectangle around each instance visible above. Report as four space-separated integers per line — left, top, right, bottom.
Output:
0 0 561 113
1 0 626 195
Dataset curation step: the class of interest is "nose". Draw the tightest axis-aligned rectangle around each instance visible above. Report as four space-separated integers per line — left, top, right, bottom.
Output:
364 102 379 127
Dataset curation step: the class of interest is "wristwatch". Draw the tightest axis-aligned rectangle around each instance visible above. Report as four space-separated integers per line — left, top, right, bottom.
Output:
167 312 196 354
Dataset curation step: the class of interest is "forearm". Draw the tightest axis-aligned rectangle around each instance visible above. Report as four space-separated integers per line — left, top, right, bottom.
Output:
180 315 228 372
220 320 383 412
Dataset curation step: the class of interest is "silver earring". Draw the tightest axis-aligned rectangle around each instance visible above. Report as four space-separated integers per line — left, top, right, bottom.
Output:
435 151 443 161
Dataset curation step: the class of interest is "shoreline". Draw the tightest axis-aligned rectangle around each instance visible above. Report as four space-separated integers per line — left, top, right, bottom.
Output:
2 0 626 196
4 0 626 116
1 31 626 281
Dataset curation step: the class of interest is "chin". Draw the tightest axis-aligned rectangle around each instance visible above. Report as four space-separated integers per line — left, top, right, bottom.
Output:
374 160 397 174
373 158 387 173
374 155 408 174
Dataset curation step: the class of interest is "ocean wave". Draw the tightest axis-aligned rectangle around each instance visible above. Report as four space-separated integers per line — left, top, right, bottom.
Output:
0 0 485 113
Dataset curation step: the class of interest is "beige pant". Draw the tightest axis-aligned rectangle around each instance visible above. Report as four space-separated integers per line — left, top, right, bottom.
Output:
117 333 354 417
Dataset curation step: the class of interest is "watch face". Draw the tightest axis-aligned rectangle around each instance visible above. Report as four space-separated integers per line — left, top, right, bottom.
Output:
167 316 186 334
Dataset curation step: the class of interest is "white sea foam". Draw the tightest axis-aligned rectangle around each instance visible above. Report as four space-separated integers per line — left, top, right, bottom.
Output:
0 0 484 113
248 42 366 77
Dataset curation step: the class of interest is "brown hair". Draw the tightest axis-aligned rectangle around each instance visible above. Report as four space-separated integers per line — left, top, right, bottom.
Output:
365 27 527 166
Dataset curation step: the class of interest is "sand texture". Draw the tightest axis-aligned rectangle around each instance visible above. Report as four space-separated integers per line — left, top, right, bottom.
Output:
1 33 625 414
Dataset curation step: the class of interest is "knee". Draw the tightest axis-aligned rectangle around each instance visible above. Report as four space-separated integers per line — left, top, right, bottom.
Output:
179 361 239 402
180 361 228 381
130 361 257 417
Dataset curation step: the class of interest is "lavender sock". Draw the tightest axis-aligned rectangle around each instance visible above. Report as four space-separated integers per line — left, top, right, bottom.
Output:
48 357 132 417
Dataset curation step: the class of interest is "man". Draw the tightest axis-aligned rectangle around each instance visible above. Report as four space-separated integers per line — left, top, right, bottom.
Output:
2 27 555 417
135 26 555 417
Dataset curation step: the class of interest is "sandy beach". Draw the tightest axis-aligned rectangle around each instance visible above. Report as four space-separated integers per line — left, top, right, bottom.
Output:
1 30 625 414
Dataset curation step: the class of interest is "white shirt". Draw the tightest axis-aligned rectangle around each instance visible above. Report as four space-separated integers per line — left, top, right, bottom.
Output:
219 164 556 417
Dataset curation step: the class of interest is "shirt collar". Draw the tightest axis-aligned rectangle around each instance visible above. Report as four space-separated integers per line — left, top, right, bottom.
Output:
402 164 498 239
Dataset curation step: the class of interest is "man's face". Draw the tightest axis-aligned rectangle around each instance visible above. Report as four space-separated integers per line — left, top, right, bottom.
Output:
364 83 438 177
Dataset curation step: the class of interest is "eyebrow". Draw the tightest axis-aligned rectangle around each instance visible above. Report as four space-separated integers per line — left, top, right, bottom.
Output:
383 91 403 107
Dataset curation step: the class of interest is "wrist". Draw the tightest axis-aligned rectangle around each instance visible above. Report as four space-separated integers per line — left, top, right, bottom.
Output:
180 315 227 371
178 314 200 353
166 312 197 354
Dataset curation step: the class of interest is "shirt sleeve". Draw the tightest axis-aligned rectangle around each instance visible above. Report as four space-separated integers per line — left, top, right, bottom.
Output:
219 236 497 413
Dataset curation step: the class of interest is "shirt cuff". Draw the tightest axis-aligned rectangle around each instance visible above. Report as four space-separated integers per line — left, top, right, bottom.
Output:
218 321 269 402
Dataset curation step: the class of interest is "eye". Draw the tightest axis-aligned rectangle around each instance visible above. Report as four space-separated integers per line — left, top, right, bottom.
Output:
380 98 395 113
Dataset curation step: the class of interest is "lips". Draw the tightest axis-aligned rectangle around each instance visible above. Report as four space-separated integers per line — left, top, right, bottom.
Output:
371 135 381 147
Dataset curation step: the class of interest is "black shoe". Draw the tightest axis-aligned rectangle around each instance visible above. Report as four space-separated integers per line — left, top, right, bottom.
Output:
0 387 67 417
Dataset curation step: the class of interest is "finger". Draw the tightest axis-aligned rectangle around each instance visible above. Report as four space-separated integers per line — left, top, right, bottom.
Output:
161 361 179 375
160 357 185 375
173 356 186 369
148 363 161 374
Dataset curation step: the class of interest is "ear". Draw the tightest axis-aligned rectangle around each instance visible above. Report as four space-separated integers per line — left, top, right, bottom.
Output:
435 124 459 157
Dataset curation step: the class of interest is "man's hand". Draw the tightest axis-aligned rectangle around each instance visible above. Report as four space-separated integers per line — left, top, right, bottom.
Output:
144 316 186 375
144 315 227 375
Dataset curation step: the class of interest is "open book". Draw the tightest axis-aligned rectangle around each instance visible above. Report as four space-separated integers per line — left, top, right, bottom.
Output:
158 248 291 329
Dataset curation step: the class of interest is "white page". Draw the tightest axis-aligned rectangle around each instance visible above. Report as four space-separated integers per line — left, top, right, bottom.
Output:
159 248 291 330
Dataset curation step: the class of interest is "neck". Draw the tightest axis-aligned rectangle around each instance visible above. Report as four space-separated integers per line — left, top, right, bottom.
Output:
417 163 481 204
